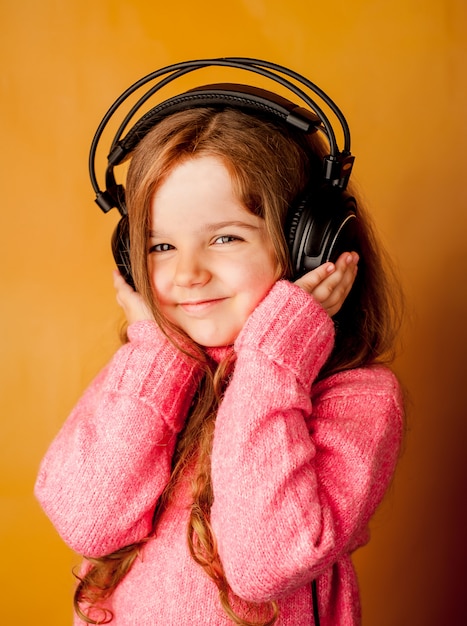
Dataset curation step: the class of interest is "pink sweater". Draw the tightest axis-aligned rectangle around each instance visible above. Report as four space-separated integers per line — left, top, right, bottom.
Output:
35 280 403 625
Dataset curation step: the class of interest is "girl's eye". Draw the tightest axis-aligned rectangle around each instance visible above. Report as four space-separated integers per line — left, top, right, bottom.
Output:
149 243 174 253
213 235 240 245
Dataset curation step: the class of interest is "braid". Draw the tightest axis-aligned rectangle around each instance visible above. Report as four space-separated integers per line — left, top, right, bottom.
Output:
186 358 280 626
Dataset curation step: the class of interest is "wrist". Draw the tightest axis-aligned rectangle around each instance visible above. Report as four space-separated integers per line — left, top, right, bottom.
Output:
234 280 334 389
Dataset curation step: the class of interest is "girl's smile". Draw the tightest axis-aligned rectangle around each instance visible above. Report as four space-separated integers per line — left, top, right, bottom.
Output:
148 155 278 347
178 298 228 315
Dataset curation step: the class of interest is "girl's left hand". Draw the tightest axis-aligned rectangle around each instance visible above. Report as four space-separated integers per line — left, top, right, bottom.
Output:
294 252 359 317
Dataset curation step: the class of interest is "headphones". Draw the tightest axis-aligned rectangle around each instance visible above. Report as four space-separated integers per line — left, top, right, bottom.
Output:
89 57 358 287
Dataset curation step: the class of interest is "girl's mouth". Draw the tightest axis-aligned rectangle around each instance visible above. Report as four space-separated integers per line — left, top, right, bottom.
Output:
178 298 227 315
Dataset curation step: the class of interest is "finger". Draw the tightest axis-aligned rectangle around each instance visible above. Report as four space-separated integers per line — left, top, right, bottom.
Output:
325 254 358 297
113 269 134 308
294 262 335 294
112 270 154 323
322 274 356 316
296 253 356 298
333 251 359 274
311 253 358 316
320 257 357 301
113 268 135 294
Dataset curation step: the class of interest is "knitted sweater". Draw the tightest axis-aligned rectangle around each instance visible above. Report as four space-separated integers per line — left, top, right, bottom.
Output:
35 280 403 625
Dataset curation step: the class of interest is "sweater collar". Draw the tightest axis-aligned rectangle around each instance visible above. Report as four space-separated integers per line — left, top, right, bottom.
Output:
205 345 235 364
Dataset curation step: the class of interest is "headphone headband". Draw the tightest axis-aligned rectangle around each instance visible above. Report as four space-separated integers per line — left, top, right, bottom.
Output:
111 84 323 164
90 57 355 215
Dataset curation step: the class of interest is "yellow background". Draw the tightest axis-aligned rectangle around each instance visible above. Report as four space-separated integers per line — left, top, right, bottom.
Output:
1 1 466 624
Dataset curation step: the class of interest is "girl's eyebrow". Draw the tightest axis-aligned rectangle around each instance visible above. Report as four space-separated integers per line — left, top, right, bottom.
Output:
148 221 260 238
203 220 260 232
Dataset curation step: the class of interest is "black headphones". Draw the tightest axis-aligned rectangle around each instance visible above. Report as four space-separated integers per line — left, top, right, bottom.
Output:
89 57 358 288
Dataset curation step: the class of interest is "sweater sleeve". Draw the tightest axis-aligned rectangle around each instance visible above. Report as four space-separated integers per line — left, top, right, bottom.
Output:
210 280 403 602
34 320 200 557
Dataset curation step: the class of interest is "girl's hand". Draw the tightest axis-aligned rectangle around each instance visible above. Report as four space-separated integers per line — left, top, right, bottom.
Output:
294 252 359 317
113 269 155 324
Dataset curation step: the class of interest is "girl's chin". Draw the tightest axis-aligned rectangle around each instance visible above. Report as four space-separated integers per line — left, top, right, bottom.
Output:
184 328 239 349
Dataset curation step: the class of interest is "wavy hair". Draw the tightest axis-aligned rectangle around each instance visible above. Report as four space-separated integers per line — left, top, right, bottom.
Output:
74 106 403 624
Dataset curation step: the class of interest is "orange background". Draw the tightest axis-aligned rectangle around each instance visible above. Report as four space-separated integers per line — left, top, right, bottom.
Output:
1 1 466 624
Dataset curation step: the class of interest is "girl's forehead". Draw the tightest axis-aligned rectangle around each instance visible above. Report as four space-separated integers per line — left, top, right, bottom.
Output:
149 156 255 225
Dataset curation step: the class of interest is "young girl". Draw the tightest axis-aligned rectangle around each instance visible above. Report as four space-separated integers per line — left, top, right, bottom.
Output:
35 81 404 626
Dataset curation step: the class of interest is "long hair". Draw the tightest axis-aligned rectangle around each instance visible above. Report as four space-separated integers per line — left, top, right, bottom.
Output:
74 106 403 624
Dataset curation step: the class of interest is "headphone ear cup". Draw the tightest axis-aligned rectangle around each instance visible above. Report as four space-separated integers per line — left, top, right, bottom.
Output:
286 191 358 279
111 215 136 290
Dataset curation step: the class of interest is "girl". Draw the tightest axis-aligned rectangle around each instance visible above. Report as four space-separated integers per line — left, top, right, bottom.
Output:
35 93 404 625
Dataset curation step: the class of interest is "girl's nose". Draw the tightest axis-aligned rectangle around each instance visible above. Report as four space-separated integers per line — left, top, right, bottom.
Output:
173 251 211 288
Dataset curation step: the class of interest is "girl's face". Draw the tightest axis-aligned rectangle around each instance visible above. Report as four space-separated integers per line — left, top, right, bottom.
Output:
148 155 278 347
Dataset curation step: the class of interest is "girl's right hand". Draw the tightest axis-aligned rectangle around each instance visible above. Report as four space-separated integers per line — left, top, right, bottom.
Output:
113 269 155 324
